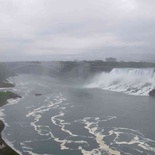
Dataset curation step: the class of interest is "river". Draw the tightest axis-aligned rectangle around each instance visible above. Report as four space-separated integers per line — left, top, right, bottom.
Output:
0 74 155 155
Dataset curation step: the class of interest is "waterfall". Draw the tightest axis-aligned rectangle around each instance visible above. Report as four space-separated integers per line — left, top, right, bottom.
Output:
87 68 155 96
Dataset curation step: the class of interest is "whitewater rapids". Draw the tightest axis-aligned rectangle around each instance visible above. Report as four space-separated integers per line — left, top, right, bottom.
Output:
87 68 155 96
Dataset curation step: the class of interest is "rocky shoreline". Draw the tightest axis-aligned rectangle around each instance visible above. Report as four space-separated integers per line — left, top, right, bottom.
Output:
0 81 15 88
0 82 20 155
149 88 155 96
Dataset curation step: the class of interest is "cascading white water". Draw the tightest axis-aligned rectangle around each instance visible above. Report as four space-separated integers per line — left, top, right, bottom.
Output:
87 68 155 96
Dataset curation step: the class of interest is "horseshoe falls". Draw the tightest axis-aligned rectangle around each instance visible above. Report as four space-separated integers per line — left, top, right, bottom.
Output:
87 68 155 96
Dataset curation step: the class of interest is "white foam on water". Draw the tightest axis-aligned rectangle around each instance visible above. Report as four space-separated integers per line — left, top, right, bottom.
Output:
5 98 21 106
0 109 5 119
27 91 90 152
51 112 74 136
75 116 155 155
87 68 155 96
76 116 120 155
21 139 54 155
24 150 52 155
0 109 10 127
108 127 155 153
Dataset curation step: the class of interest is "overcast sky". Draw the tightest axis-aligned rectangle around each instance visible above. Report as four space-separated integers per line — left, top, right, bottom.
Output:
0 0 155 61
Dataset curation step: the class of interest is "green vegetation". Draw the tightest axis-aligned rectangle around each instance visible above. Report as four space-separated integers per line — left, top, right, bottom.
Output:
0 91 20 106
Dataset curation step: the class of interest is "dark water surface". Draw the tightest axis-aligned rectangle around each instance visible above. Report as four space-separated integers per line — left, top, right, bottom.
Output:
1 75 155 155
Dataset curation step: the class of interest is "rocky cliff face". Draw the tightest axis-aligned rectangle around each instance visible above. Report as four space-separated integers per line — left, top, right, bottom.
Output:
149 89 155 96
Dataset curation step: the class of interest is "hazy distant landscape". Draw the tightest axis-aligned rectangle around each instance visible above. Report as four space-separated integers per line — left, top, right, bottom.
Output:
2 60 155 78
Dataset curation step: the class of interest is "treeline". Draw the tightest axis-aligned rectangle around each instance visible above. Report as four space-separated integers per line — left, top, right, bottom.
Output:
59 60 155 72
58 60 155 79
1 60 155 80
59 60 155 69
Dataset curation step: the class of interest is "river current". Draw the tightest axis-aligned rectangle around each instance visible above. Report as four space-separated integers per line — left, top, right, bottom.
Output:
0 74 155 155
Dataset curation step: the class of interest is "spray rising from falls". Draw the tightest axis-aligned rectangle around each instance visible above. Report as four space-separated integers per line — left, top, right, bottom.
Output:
87 68 155 96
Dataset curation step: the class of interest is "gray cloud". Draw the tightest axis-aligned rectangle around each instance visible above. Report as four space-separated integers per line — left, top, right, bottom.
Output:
0 0 155 61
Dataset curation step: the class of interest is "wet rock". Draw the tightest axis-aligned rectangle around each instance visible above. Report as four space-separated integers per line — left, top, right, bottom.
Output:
149 89 155 96
35 93 42 96
0 82 14 88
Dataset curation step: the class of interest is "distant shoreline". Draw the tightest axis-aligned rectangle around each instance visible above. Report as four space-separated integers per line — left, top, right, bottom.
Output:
0 82 20 155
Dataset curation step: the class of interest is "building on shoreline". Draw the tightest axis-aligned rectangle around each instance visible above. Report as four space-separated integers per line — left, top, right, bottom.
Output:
106 57 117 62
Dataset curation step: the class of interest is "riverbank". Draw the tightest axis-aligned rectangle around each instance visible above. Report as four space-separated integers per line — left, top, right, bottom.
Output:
0 81 15 88
0 82 20 155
